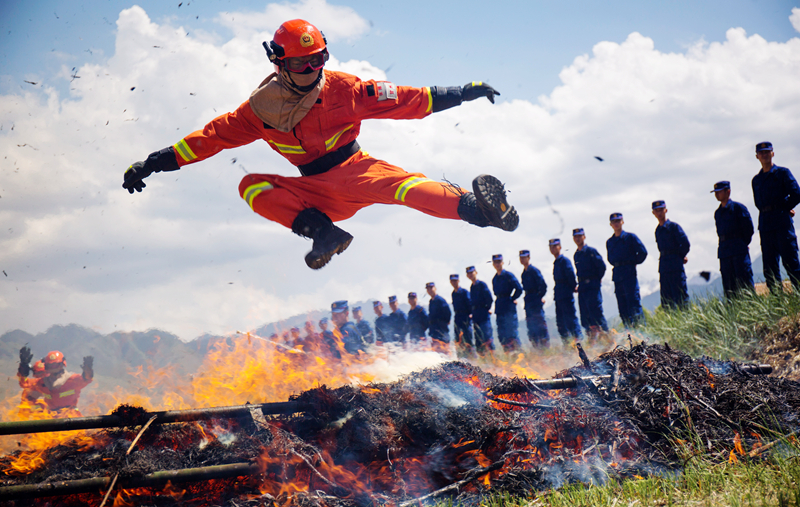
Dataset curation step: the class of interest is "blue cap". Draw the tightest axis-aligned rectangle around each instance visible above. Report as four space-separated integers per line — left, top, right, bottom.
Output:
466 266 476 273
519 250 530 257
572 228 585 236
756 141 773 152
352 306 361 312
652 200 666 210
549 238 560 246
388 295 397 303
492 254 503 262
450 274 459 280
373 300 382 308
711 181 730 192
408 291 417 298
610 212 623 221
319 317 328 325
291 326 300 332
425 282 435 288
331 300 348 313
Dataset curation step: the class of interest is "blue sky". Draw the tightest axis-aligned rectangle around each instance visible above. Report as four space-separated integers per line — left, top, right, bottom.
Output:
2 0 798 100
1 1 799 340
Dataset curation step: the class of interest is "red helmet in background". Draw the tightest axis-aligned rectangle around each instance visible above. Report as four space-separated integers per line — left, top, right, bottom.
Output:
32 360 49 378
263 19 329 72
44 350 66 371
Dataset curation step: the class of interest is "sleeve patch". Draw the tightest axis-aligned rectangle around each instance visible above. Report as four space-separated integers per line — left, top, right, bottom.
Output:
376 81 397 101
366 84 375 97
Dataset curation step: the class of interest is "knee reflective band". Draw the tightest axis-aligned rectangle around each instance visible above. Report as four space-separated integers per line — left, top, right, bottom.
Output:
430 86 463 113
395 176 433 202
242 181 274 210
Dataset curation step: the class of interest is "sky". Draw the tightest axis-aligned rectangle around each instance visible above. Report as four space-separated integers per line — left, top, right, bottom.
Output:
1 0 799 340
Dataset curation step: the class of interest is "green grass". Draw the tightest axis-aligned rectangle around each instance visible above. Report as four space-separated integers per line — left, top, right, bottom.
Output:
639 287 800 360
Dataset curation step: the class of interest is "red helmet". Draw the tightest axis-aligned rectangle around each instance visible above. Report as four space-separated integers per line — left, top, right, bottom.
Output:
32 360 48 378
263 19 329 71
44 350 66 371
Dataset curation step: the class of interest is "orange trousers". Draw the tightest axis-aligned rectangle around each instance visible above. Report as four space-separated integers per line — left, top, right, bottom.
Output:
238 151 466 229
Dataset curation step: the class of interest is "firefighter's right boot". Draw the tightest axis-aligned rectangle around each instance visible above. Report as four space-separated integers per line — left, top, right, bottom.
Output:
291 208 354 270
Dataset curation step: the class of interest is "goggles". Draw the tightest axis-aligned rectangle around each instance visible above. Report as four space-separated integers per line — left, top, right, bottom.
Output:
283 52 326 73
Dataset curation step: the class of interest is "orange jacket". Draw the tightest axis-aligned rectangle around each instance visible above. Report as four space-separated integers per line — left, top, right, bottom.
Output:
30 373 92 411
172 70 434 169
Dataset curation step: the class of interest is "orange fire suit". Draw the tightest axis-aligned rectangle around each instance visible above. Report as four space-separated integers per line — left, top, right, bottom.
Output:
170 70 465 228
29 372 92 414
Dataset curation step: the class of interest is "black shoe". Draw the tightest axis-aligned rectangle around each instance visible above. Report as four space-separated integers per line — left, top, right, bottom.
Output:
472 174 519 231
305 226 353 269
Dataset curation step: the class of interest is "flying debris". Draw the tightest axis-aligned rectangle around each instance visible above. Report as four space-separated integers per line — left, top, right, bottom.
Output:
23 80 37 85
2 271 6 277
699 271 711 282
130 87 136 91
594 156 604 162
544 195 565 237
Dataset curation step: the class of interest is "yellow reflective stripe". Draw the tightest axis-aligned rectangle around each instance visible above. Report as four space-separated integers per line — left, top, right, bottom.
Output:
395 177 433 202
425 87 433 113
173 139 197 162
59 390 76 398
268 140 306 154
472 81 483 87
243 181 274 209
43 393 52 399
324 125 354 151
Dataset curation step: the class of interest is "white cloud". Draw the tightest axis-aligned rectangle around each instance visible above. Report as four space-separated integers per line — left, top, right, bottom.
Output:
1 4 800 340
791 7 800 34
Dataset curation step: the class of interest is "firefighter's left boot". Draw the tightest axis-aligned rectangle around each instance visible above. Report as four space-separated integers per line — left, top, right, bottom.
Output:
292 208 354 270
471 174 519 231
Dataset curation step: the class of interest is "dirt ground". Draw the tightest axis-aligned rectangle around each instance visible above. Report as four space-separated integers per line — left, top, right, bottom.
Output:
749 312 800 380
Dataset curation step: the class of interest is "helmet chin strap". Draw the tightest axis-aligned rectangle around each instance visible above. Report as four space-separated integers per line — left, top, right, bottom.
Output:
284 68 324 93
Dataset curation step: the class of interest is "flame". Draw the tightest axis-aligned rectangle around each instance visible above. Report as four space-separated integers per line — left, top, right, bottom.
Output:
734 432 744 455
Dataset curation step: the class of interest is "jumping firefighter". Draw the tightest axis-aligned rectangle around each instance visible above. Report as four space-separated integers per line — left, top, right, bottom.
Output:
19 349 94 417
122 19 518 269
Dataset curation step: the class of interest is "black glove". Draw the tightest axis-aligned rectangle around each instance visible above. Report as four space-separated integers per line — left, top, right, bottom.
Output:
122 147 181 194
81 356 94 380
18 346 33 377
461 82 500 104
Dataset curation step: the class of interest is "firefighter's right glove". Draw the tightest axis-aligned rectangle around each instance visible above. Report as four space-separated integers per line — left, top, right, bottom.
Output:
81 356 94 380
18 346 33 377
122 147 181 194
462 82 500 104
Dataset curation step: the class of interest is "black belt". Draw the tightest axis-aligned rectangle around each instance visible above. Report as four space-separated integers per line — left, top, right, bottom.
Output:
614 261 636 267
719 235 738 242
298 140 360 176
578 277 596 283
761 205 774 212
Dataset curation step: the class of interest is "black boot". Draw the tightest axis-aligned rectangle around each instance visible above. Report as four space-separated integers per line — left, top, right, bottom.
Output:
472 174 519 231
291 208 354 269
457 192 490 227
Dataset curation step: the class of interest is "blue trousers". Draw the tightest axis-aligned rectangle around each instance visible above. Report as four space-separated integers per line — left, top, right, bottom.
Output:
761 230 800 289
614 277 643 327
578 281 608 332
659 270 689 308
720 254 754 296
454 314 474 348
524 301 549 347
495 311 521 352
555 296 582 340
472 317 494 353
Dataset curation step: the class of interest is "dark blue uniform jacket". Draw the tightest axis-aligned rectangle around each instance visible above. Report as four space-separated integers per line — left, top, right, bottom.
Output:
521 265 547 307
655 220 690 273
470 280 494 322
574 245 606 285
429 295 452 334
452 288 471 316
553 255 578 300
407 306 428 337
607 231 648 281
387 309 407 341
493 270 523 315
752 165 800 232
715 200 754 258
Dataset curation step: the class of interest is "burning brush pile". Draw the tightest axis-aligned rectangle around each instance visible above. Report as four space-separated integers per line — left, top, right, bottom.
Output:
1 342 798 506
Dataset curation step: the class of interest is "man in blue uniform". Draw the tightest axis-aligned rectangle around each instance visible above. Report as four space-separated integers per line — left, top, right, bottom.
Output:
406 292 429 342
372 301 392 344
572 228 608 341
606 213 648 327
713 181 755 295
449 274 474 355
331 300 365 354
387 295 408 343
751 141 800 290
466 266 495 354
519 250 549 348
491 254 523 353
352 306 374 345
549 239 582 341
652 201 691 308
318 317 341 358
426 282 452 344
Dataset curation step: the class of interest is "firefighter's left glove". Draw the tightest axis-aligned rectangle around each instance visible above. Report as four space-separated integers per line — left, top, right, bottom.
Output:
462 82 500 104
81 356 94 380
123 146 181 194
18 346 33 377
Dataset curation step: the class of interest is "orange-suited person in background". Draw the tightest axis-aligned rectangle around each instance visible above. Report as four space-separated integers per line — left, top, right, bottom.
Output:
123 19 518 270
24 350 94 417
16 347 50 417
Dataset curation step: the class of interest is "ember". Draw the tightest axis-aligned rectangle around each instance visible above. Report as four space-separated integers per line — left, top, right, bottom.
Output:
0 343 796 506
